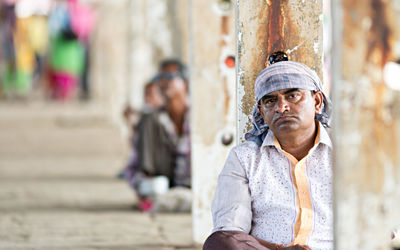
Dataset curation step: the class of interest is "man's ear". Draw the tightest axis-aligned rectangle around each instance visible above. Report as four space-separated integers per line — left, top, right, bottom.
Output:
313 91 324 114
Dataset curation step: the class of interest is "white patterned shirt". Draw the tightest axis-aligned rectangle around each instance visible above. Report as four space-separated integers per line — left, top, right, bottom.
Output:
211 122 333 250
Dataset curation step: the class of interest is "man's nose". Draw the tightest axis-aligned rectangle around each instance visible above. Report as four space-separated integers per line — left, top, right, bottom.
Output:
275 98 289 113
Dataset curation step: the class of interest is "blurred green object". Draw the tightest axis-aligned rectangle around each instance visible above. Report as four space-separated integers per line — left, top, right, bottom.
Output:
50 34 84 76
2 68 32 95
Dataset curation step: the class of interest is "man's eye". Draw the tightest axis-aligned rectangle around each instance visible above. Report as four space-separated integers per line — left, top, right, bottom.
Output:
287 93 300 100
265 99 275 105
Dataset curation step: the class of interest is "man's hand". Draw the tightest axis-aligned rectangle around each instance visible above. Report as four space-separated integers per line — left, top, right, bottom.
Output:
281 244 311 250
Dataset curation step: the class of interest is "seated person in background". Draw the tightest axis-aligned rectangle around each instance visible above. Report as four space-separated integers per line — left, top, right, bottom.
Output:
122 80 164 180
204 61 333 250
126 73 190 212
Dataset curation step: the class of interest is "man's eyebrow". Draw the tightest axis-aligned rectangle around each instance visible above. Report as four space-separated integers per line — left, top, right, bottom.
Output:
283 88 300 94
261 94 276 100
261 88 301 101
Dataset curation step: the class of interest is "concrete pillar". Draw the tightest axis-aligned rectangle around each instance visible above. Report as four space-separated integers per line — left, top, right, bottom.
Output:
128 0 170 110
90 0 189 137
166 0 190 62
89 0 131 126
128 0 190 110
332 0 400 249
190 0 237 243
237 0 323 140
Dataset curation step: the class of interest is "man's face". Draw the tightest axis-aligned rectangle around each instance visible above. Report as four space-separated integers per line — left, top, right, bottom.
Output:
258 88 323 136
163 77 186 100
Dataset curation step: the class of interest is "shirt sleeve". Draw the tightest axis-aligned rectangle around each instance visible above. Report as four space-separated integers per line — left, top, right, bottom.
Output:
211 148 252 233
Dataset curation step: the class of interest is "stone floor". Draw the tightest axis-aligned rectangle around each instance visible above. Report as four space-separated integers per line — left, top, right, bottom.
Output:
0 100 201 250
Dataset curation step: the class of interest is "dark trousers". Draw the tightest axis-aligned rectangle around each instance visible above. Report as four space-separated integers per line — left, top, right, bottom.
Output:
203 231 270 250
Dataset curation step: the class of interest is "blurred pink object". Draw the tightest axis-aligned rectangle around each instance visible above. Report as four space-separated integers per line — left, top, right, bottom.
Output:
2 0 19 5
50 72 77 100
67 0 95 42
139 198 153 212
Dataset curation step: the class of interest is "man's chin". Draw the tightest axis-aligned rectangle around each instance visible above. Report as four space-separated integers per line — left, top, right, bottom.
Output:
271 123 300 134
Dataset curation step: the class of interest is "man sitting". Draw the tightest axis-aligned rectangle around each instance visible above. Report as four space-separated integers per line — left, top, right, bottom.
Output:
204 61 333 250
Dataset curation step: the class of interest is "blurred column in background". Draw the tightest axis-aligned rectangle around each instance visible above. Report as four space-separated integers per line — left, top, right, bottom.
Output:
89 0 189 130
190 0 236 243
332 0 400 249
237 0 323 140
89 0 131 127
127 0 189 109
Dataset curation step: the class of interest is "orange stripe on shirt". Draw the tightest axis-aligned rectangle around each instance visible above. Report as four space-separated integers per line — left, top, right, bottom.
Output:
274 122 321 246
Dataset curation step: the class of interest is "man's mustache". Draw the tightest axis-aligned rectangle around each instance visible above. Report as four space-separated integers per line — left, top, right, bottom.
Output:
272 113 297 122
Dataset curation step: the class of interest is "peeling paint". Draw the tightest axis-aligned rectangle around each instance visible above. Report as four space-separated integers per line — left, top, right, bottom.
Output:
237 31 243 42
267 0 285 53
313 40 319 54
286 42 303 55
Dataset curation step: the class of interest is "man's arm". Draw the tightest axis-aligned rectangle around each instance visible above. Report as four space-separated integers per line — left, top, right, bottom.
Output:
211 149 252 233
211 148 311 250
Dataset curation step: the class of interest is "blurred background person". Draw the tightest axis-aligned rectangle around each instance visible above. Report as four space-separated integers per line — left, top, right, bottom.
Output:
125 61 190 212
118 80 164 180
67 0 94 101
1 0 36 98
47 0 93 101
0 0 17 98
143 79 165 113
123 59 187 184
47 0 83 100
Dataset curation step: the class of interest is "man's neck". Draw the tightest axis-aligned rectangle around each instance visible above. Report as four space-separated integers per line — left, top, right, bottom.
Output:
275 122 318 161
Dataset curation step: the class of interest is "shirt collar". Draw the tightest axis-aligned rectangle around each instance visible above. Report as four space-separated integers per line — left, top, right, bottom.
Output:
261 121 332 150
318 121 332 148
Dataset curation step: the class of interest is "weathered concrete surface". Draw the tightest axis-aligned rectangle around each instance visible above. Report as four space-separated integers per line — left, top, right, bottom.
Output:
237 0 323 139
332 0 400 249
190 0 237 243
0 101 200 250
